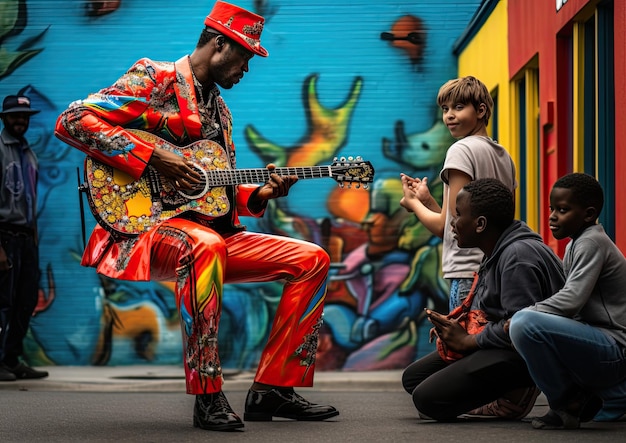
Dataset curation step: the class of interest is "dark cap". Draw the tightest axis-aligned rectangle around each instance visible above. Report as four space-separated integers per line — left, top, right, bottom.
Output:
0 95 40 116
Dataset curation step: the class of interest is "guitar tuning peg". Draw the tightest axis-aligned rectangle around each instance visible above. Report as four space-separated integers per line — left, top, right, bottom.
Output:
363 184 369 190
339 182 345 188
333 157 338 162
355 183 361 189
347 156 354 161
355 156 363 161
340 156 346 162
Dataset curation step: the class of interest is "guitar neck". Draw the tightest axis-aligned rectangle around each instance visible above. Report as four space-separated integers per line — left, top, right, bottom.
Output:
208 166 333 186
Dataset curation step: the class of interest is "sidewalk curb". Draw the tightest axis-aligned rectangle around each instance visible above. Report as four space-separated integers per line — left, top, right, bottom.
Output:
0 366 405 393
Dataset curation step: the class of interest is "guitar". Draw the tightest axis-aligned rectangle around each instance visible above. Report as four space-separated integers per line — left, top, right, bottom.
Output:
83 130 375 236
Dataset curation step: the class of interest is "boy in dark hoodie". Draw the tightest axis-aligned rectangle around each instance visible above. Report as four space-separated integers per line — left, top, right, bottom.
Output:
402 178 565 421
510 173 626 430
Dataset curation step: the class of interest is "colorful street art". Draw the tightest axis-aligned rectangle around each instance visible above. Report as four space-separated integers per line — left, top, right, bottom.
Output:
1 0 482 370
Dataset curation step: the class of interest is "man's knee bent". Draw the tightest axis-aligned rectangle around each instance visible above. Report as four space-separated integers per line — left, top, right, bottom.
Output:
412 386 455 421
401 369 416 394
509 309 544 344
297 243 331 275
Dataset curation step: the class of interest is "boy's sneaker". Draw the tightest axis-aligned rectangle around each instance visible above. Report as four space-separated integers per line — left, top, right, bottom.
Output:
532 408 580 430
461 386 541 420
531 389 602 429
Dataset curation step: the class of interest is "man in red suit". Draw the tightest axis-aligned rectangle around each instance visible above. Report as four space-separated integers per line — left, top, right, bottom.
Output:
55 1 338 432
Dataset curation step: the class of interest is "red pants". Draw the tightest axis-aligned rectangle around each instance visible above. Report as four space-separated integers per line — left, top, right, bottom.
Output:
149 218 330 394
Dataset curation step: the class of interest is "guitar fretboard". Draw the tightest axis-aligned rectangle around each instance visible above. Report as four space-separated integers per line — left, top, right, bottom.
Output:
206 166 334 186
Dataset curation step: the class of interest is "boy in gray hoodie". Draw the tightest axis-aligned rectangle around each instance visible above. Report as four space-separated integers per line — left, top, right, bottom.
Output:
402 178 565 420
510 173 626 430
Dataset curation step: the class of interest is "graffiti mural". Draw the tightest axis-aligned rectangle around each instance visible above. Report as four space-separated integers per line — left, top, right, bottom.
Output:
1 0 482 370
318 114 456 370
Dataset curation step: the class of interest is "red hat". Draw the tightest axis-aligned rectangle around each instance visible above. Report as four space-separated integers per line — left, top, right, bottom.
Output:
204 1 268 57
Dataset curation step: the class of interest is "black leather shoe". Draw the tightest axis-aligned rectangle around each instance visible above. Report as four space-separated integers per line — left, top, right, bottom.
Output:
193 391 244 431
3 362 48 379
244 388 339 421
0 366 17 382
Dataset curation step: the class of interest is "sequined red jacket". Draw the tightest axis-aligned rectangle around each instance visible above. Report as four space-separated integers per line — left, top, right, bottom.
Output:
54 56 264 280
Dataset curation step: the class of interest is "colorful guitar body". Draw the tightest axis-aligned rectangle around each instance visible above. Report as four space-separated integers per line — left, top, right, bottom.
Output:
83 130 374 236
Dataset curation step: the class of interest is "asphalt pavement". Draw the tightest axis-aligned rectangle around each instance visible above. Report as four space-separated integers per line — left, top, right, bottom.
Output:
1 365 626 442
0 365 402 393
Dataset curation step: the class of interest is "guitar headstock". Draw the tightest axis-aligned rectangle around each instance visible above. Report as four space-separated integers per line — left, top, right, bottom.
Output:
330 156 375 189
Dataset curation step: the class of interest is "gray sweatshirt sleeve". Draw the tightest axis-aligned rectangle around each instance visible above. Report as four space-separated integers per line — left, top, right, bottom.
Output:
527 236 601 317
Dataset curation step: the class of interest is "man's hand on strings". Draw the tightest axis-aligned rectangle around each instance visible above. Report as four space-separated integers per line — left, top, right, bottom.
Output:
150 147 202 189
255 164 298 201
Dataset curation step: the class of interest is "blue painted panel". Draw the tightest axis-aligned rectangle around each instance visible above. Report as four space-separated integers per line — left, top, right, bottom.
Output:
1 0 481 369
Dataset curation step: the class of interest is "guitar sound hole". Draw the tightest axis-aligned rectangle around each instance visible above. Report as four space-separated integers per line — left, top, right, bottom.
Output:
177 163 209 200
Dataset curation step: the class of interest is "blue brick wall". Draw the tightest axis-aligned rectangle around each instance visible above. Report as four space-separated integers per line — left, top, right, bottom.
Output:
1 0 480 369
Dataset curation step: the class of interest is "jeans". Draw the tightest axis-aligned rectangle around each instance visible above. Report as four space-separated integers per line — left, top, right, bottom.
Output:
595 378 626 421
510 310 626 411
448 277 474 312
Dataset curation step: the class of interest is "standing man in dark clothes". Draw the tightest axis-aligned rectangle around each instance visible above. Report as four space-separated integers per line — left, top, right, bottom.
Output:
0 95 48 381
